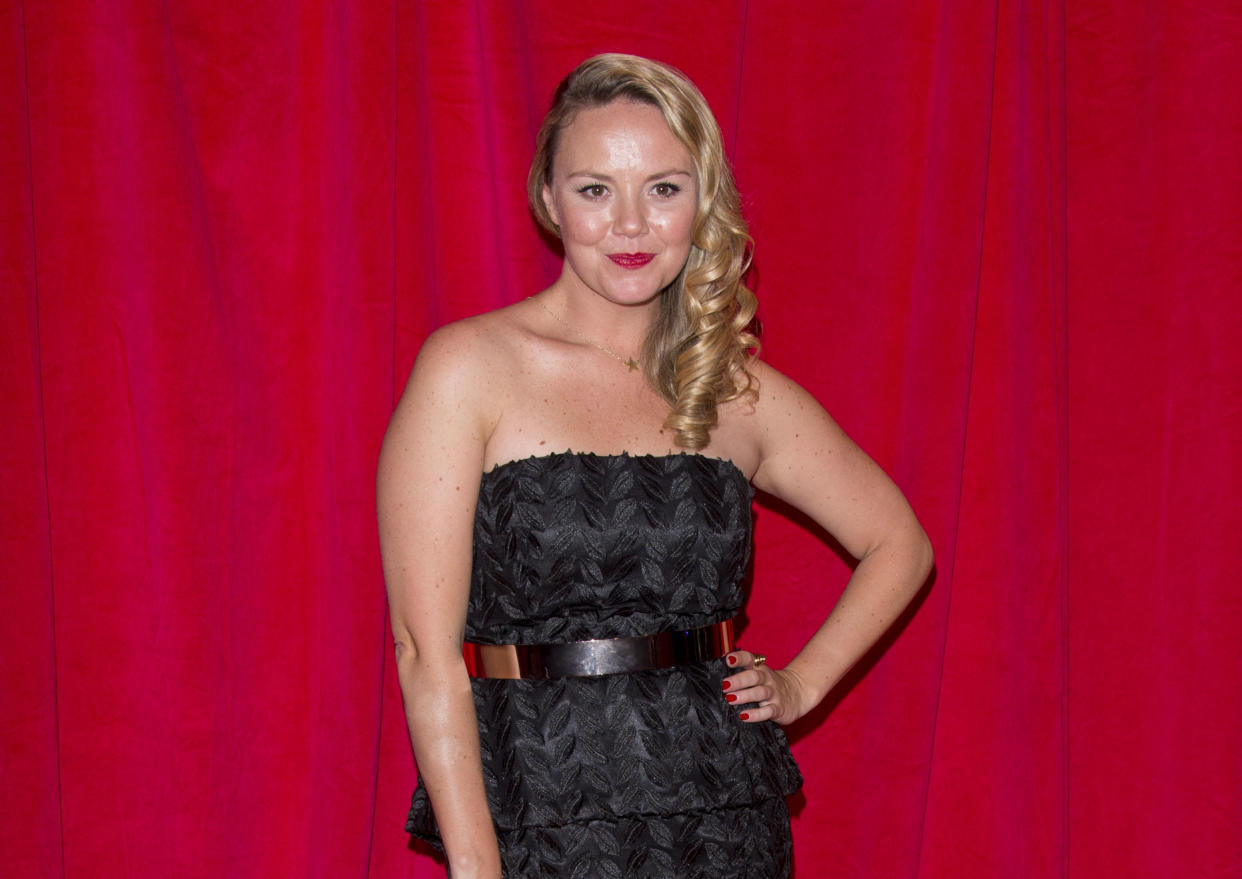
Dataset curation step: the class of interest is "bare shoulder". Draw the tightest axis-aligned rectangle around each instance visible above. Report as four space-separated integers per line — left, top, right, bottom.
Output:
380 305 534 484
705 358 829 482
397 305 534 431
408 308 522 393
718 357 833 446
730 358 860 496
745 358 823 419
724 357 925 562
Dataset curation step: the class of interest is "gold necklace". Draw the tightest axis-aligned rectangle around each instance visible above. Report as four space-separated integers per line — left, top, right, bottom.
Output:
531 297 642 372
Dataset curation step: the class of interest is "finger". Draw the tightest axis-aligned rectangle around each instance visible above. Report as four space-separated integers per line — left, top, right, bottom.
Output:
721 652 768 692
723 683 770 706
721 667 764 694
738 703 775 723
721 651 752 692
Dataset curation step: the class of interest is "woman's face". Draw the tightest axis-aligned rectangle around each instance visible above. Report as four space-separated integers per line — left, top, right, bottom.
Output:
542 99 698 308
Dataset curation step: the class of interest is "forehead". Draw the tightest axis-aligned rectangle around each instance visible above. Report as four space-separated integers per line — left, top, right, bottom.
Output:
554 99 693 173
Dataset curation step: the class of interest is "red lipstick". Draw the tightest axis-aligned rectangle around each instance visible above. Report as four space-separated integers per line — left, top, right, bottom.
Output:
608 252 655 269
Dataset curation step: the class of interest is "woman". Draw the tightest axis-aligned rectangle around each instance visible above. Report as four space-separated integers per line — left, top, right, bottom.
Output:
378 54 932 878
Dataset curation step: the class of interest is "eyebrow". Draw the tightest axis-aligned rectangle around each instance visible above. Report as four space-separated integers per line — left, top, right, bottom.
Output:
565 169 694 182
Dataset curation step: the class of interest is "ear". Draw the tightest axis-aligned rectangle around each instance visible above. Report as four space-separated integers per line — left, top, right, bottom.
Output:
542 183 559 227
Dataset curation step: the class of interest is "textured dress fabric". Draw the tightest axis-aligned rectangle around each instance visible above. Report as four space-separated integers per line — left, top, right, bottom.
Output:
406 452 803 878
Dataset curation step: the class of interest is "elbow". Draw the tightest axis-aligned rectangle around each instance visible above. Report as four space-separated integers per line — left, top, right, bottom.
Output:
391 631 467 687
392 636 425 687
393 635 419 668
910 525 934 587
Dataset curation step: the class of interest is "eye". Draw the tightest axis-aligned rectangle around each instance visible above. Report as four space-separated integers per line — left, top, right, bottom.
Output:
652 182 682 198
576 183 608 199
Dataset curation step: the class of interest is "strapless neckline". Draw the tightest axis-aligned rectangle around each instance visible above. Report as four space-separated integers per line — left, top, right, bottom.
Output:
483 449 748 483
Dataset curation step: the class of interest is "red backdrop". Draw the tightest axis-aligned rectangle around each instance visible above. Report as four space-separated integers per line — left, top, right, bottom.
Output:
3 2 1240 877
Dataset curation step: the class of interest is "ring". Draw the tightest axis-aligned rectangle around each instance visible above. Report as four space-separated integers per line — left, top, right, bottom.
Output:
752 653 767 668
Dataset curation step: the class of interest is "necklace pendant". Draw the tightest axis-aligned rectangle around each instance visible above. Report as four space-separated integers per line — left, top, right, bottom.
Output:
625 357 639 372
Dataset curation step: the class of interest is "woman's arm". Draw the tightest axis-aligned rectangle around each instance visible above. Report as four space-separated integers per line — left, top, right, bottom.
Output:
377 322 502 878
725 361 934 723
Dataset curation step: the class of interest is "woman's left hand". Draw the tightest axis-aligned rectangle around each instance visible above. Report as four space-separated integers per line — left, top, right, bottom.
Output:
721 650 815 726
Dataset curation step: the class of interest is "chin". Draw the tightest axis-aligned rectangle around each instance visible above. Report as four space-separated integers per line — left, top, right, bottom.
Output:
602 270 683 303
604 284 667 306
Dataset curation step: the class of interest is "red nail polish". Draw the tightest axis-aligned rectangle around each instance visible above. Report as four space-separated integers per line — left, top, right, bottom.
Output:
726 655 737 666
739 712 750 721
721 680 731 691
726 693 737 703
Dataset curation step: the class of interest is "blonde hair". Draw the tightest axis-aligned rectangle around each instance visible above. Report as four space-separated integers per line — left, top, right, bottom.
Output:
527 53 759 450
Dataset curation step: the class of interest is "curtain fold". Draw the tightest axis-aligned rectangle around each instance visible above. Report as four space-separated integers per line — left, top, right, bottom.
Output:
3 2 1238 877
1 6 63 876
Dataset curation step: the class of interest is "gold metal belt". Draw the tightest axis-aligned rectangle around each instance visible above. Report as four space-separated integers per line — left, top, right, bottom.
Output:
466 618 735 679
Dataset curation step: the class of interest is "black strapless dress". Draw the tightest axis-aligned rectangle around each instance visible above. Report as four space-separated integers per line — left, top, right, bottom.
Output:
406 452 803 878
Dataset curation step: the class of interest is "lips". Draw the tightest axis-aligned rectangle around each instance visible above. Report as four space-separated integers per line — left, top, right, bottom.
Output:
607 252 656 269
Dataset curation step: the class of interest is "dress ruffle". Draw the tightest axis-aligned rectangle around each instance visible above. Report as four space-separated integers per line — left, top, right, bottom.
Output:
407 658 802 836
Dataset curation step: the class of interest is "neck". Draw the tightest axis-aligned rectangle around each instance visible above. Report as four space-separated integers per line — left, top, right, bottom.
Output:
544 283 658 352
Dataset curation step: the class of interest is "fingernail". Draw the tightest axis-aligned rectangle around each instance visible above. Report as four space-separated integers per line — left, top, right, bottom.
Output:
726 655 737 666
721 680 731 691
739 712 750 721
725 693 737 703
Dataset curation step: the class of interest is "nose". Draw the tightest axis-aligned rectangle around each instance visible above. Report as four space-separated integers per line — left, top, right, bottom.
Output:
612 192 648 238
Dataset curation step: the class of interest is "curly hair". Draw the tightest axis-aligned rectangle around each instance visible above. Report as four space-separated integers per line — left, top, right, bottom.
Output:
527 53 759 450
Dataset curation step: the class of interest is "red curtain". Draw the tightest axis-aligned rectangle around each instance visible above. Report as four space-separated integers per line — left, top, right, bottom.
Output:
3 2 1239 877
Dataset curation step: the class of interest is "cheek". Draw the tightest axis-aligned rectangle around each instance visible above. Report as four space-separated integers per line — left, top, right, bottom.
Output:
653 207 696 248
561 209 610 246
